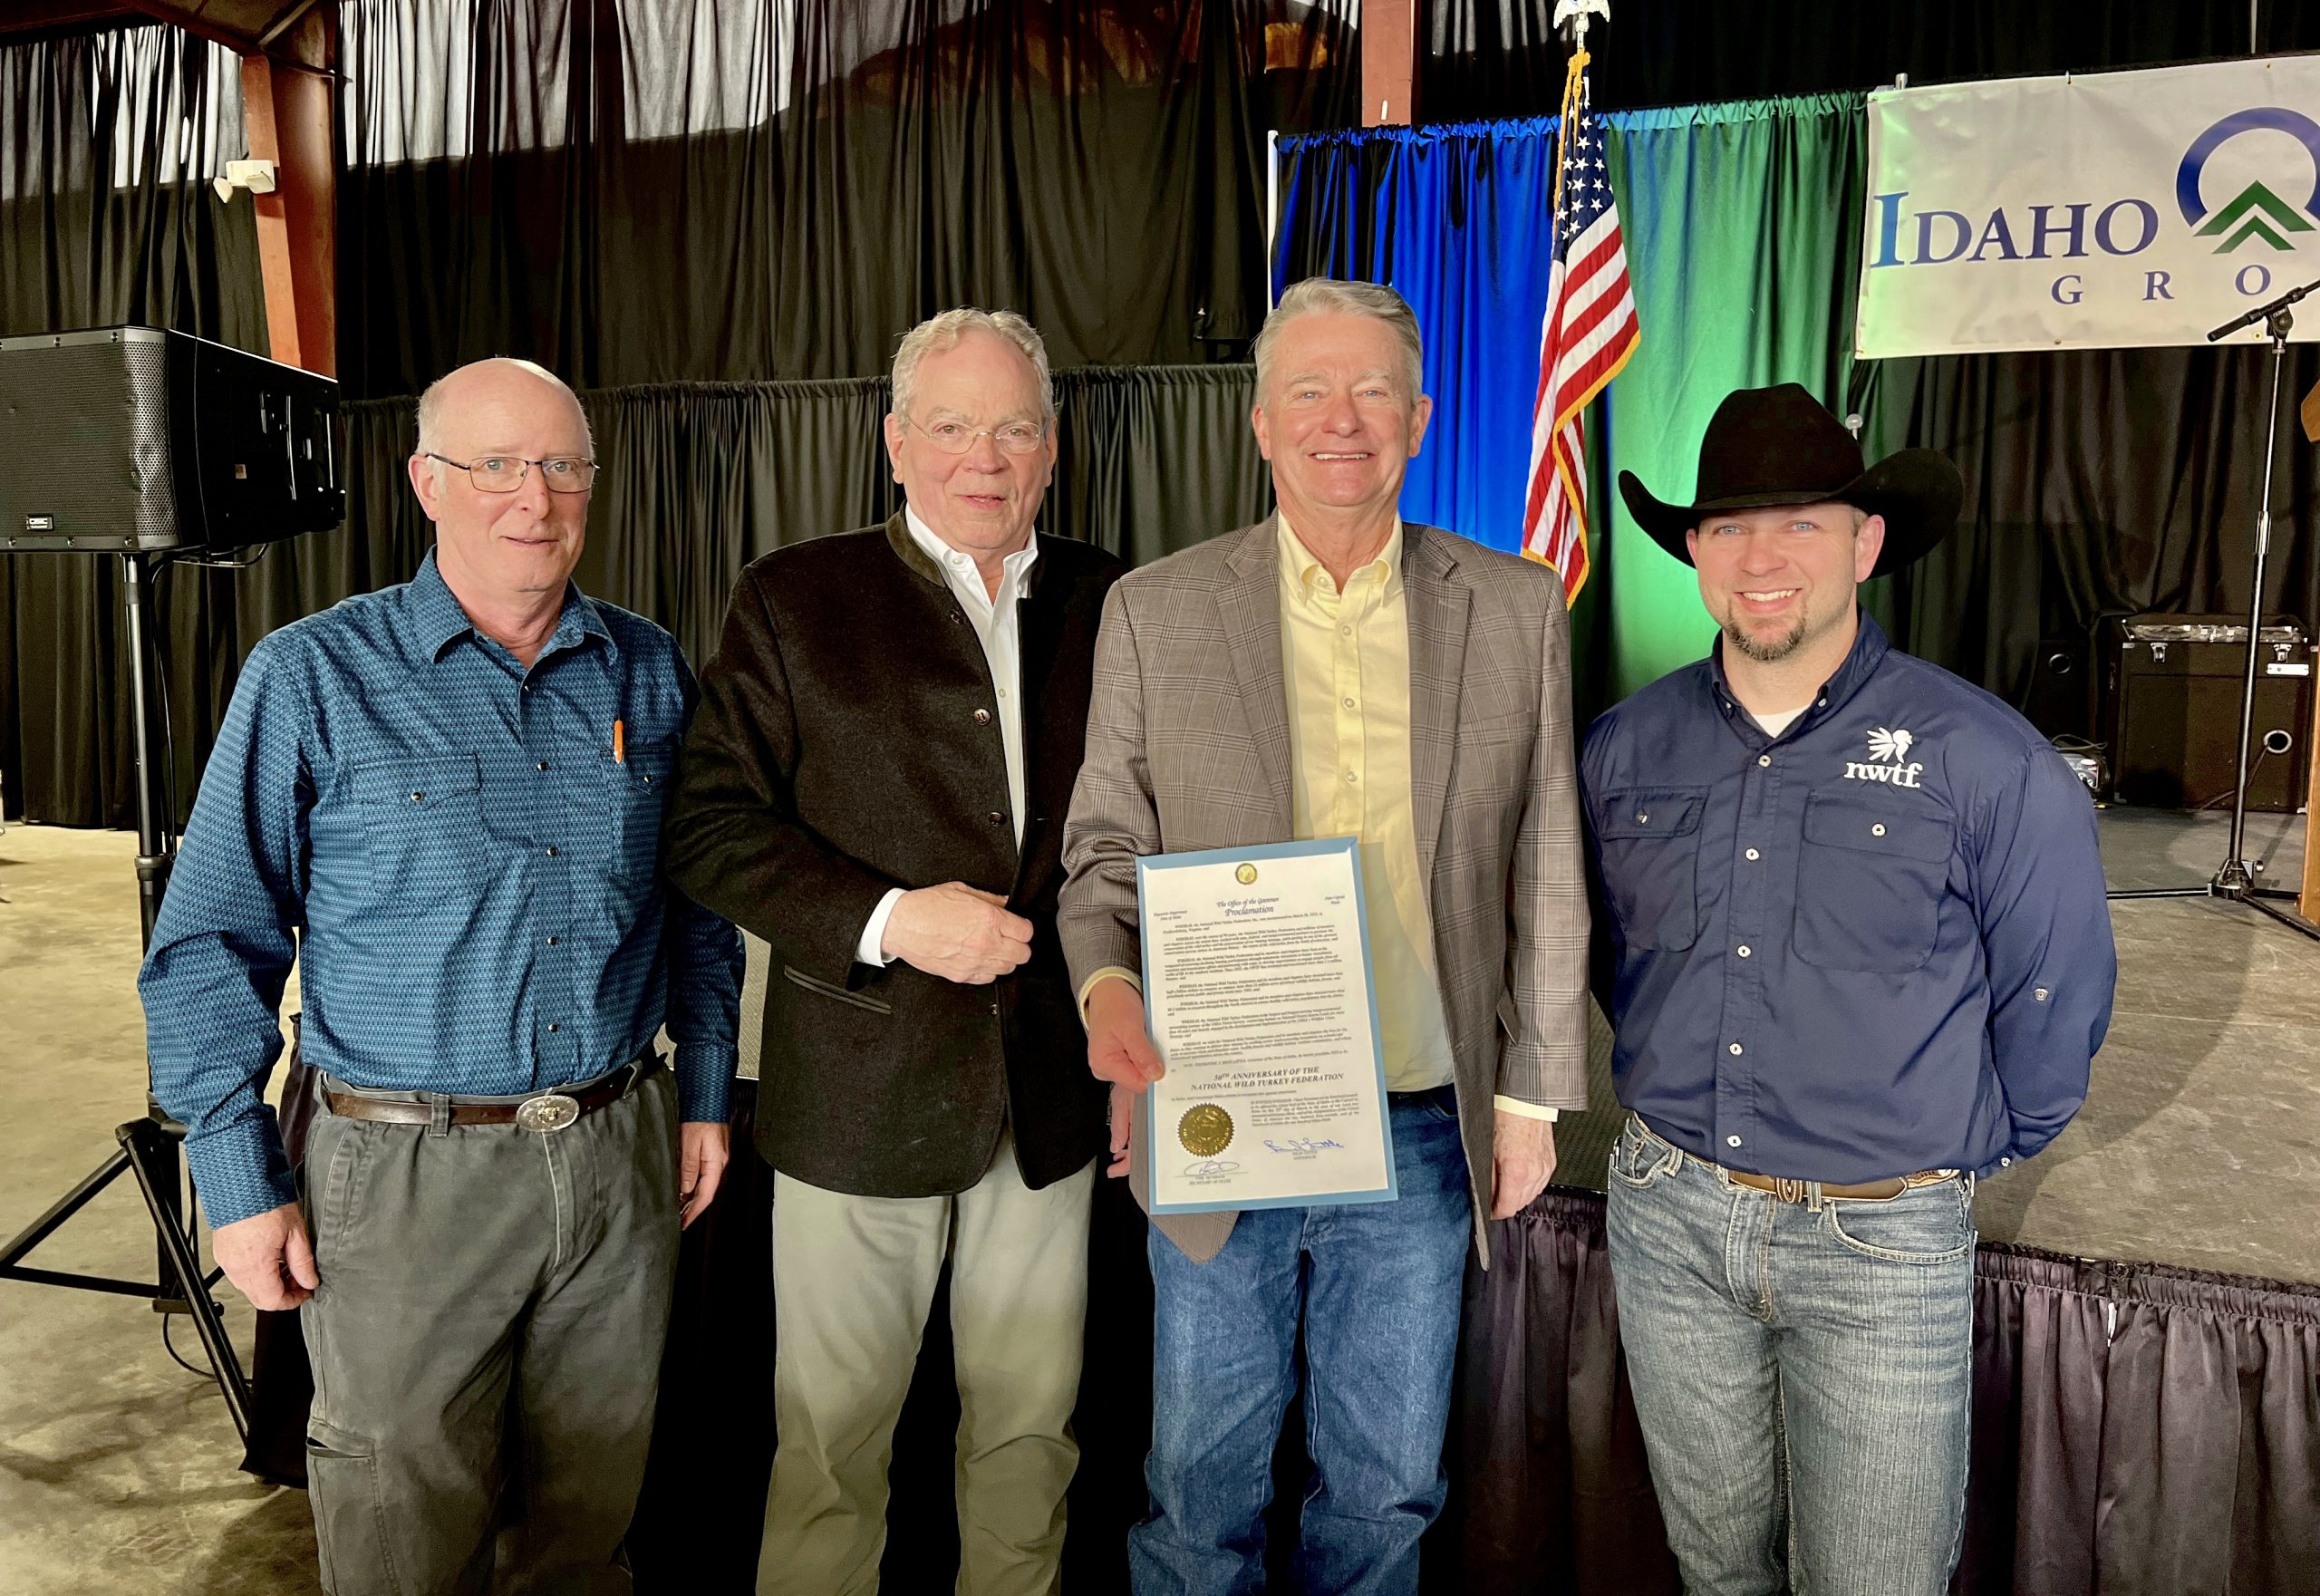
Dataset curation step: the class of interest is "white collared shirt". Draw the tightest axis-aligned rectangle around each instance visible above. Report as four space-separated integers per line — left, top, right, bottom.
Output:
856 506 1039 965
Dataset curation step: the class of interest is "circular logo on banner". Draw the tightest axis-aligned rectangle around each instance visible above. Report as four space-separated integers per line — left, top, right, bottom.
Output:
2177 107 2320 252
1234 863 1259 885
1178 1104 1234 1157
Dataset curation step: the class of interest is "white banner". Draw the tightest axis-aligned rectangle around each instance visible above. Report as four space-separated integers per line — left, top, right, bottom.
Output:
1856 57 2320 357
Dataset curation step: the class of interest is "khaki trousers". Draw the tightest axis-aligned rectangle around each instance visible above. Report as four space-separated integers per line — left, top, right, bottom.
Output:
299 1062 679 1596
759 1132 1094 1596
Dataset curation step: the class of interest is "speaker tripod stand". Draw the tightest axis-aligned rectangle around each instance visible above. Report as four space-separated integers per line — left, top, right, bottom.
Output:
0 549 254 1443
2106 282 2320 943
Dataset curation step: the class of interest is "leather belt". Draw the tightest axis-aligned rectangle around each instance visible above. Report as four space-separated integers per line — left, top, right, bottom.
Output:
1722 1167 1958 1203
324 1058 649 1134
1627 1116 1959 1203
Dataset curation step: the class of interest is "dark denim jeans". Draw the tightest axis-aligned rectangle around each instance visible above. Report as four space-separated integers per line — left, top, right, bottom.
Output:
1605 1114 1975 1596
1132 1086 1472 1596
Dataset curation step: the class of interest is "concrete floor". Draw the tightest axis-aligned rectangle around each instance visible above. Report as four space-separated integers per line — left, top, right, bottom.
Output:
0 825 315 1595
2 808 2315 1590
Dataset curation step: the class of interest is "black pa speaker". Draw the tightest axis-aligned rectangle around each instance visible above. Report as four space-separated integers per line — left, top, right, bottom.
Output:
0 326 342 553
2022 632 2099 743
2105 614 2314 813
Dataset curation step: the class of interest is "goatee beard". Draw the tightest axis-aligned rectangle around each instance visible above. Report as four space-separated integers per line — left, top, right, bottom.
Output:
1724 607 1808 663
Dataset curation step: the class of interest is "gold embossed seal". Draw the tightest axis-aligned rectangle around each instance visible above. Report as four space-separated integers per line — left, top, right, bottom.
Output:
1178 1103 1234 1157
1234 863 1258 885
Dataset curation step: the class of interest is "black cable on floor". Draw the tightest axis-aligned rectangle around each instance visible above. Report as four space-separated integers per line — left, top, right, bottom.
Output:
160 1311 211 1379
2194 749 2268 810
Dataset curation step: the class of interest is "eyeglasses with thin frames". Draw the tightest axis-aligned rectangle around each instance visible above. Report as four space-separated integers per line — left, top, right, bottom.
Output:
899 416 1049 456
423 452 599 493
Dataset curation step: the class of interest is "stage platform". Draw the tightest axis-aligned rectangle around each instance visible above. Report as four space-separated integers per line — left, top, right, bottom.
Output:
1545 805 2320 1287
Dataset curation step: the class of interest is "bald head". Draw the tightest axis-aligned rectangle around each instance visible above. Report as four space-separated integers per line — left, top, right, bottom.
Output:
415 358 593 463
408 356 597 628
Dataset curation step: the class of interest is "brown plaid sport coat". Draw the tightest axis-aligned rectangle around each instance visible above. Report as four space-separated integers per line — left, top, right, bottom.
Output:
1058 517 1590 1265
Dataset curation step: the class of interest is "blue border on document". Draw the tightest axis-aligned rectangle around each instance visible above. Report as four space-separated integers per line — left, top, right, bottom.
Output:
1136 836 1398 1214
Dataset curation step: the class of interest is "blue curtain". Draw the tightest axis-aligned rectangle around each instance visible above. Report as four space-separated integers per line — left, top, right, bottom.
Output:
1274 120 1563 559
1274 97 1870 703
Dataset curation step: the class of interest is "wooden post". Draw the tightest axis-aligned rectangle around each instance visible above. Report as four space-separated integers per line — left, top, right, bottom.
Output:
237 7 336 377
2303 387 2320 923
2304 676 2320 922
1361 0 1416 126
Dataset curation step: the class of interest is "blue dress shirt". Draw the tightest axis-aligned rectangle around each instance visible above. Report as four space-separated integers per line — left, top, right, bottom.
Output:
1581 613 2115 1185
140 550 742 1227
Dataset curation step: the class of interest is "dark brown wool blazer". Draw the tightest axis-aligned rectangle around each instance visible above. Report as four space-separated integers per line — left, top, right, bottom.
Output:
665 514 1126 1195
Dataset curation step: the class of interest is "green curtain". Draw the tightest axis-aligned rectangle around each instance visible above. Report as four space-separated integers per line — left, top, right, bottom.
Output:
1274 93 1873 709
1598 92 1869 699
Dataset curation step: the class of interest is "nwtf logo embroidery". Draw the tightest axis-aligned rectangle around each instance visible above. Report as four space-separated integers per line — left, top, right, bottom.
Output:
1843 727 1925 788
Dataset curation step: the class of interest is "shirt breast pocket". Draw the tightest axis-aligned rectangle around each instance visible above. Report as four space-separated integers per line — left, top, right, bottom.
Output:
1594 787 1708 952
1792 791 1954 974
349 756 488 912
605 740 675 886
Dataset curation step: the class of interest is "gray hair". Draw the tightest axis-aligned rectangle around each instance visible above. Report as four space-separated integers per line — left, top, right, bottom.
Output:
1252 278 1426 403
890 308 1056 421
414 357 594 459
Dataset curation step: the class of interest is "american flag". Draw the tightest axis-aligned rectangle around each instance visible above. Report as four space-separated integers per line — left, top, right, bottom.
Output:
1521 56 1638 603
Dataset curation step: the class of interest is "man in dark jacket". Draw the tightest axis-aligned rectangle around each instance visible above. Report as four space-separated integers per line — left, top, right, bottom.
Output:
665 308 1122 1596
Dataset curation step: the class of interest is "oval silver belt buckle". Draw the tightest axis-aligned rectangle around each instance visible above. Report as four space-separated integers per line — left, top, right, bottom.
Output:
516 1093 582 1134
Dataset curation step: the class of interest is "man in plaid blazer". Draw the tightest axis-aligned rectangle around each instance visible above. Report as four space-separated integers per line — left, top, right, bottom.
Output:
1058 278 1590 1593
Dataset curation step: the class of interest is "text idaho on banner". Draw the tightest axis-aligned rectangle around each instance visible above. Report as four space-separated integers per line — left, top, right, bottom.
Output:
1856 56 2320 357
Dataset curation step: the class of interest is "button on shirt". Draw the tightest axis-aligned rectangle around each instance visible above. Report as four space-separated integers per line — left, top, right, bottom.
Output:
1580 613 2114 1183
139 550 743 1226
855 506 1038 963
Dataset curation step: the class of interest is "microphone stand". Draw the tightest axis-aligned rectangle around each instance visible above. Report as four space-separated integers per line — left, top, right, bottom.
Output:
2106 279 2320 941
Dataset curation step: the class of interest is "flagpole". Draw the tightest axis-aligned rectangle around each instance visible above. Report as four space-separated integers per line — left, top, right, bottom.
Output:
1266 129 1281 309
1527 0 1626 604
1548 0 1607 227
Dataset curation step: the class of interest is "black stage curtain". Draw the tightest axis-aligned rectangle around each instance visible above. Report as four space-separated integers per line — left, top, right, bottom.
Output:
0 25 266 826
226 1086 2320 1592
1456 1205 2320 1595
336 0 1359 395
2 4 1316 825
1866 345 2320 742
630 1166 2320 1594
6 368 1265 827
1421 0 2320 121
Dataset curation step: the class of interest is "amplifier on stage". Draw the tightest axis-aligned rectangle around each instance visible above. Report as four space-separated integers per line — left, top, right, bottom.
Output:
2104 614 2314 813
0 326 341 554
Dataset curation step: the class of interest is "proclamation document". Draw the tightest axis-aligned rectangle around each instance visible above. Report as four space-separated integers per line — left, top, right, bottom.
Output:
1136 837 1396 1214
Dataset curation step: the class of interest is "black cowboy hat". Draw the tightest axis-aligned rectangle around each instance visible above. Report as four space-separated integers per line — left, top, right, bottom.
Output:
1616 383 1962 577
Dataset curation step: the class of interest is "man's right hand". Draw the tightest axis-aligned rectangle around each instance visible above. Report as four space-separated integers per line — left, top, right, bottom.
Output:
1086 978 1163 1093
212 1202 319 1311
882 882 1034 984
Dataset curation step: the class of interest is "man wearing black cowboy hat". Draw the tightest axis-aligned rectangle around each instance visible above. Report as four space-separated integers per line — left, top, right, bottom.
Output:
1582 383 2115 1595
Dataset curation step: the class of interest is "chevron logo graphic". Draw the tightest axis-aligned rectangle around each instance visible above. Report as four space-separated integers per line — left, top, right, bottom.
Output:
2178 109 2320 256
2194 182 2316 253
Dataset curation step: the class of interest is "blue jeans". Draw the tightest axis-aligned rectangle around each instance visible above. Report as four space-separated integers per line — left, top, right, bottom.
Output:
1605 1115 1975 1596
1133 1087 1472 1596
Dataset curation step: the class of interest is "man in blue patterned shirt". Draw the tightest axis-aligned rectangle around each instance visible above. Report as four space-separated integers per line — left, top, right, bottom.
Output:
1588 385 2114 1596
140 357 741 1593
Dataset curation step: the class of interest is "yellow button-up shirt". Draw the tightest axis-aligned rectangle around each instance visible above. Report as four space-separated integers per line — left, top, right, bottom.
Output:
1274 514 1455 1094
